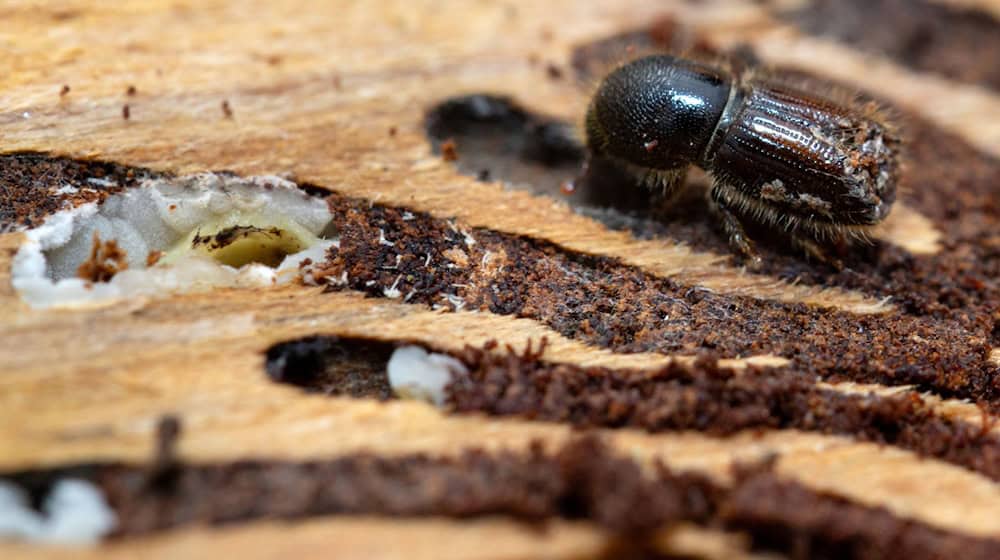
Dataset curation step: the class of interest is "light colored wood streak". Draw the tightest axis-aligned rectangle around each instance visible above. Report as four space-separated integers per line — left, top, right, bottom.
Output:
0 273 784 379
0 1 892 314
874 203 942 255
0 0 995 553
777 444 1000 539
0 284 995 537
3 338 998 541
0 519 779 560
0 289 997 541
823 381 1000 437
653 525 786 560
0 518 609 560
991 349 1000 366
0 283 785 469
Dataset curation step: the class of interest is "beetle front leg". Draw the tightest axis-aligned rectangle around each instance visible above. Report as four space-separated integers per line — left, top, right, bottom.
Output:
789 230 845 270
708 184 762 268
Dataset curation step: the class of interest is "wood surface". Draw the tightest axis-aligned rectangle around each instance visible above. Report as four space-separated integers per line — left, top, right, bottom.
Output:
1 0 999 558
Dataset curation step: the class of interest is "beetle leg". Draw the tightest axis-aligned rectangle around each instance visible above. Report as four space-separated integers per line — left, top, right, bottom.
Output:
789 231 845 270
708 183 762 268
648 168 687 200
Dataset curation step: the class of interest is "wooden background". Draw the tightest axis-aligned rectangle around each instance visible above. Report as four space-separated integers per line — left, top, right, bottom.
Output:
1 0 999 558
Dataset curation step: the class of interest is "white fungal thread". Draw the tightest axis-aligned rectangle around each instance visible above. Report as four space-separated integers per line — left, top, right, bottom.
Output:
11 173 337 308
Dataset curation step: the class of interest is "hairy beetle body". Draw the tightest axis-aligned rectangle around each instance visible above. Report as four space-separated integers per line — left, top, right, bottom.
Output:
585 54 901 265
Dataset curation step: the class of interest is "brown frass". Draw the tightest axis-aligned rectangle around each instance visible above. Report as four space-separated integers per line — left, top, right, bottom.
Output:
6 437 715 537
191 226 286 250
313 192 997 406
3 437 997 560
76 233 129 283
723 462 1000 560
0 153 160 233
262 335 1000 483
446 340 1000 482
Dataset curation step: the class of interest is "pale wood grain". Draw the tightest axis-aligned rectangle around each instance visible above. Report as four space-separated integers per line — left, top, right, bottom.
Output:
1 0 997 555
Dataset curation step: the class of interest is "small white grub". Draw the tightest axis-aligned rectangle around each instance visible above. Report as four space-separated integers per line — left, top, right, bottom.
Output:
12 173 337 308
387 345 468 406
0 479 116 545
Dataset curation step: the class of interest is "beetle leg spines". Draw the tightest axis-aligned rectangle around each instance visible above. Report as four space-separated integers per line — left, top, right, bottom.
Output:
633 165 687 196
641 168 677 194
586 153 690 200
788 232 845 269
713 180 857 266
709 184 762 268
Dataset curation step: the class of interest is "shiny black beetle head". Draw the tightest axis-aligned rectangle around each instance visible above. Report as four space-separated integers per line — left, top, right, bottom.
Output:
585 55 733 171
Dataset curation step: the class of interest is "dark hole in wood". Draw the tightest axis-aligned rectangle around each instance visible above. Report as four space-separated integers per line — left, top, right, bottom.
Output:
2 433 997 560
265 335 396 400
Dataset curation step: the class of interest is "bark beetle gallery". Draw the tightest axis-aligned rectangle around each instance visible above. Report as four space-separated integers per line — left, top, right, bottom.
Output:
1 1 999 559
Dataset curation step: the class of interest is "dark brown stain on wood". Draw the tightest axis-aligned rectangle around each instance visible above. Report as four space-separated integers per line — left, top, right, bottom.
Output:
313 192 997 406
261 336 1000 482
2 436 996 560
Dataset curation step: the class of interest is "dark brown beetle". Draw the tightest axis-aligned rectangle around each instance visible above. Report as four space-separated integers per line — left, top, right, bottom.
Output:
584 54 901 265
